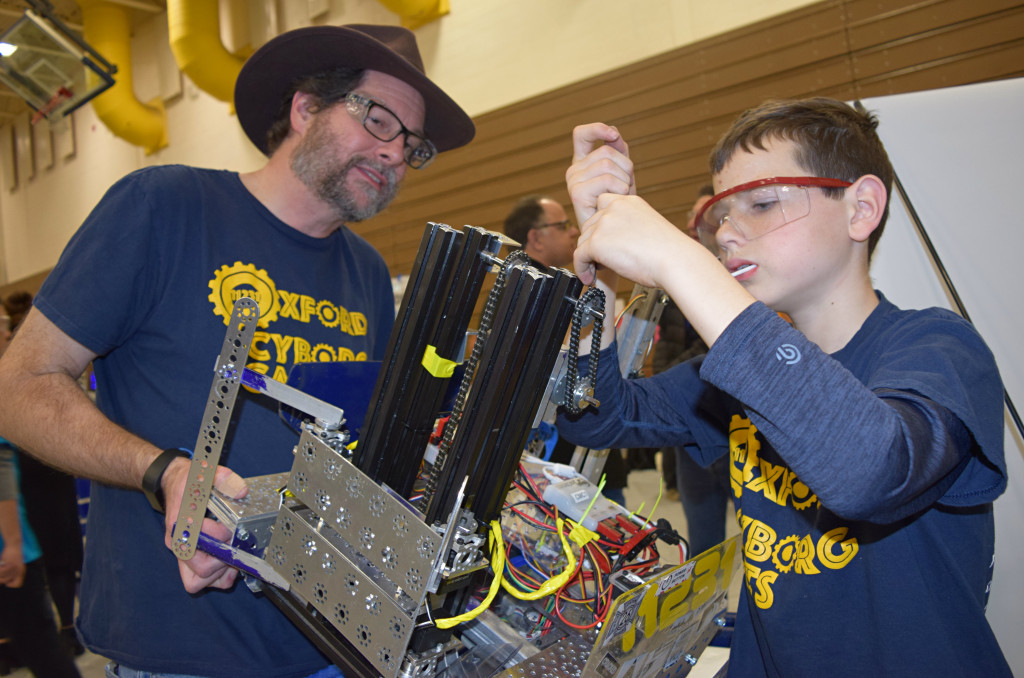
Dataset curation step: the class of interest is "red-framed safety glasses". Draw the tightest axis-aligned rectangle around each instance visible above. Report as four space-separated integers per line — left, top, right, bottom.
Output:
694 176 853 253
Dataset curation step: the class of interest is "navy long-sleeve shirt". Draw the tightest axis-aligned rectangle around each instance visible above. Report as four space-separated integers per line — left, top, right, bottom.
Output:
559 294 1009 677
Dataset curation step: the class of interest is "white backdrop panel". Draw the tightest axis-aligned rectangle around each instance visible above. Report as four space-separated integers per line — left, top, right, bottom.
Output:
862 78 1024 675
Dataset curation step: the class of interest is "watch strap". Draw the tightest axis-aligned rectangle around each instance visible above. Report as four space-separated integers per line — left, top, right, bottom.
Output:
142 448 191 513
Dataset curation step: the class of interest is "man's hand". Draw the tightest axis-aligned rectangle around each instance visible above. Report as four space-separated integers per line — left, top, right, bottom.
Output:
161 456 248 593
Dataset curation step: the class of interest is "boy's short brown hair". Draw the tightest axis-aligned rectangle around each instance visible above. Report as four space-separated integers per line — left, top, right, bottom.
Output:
709 98 894 256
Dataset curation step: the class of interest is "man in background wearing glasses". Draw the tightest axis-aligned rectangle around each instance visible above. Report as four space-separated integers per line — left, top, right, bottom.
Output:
503 194 580 270
0 24 473 678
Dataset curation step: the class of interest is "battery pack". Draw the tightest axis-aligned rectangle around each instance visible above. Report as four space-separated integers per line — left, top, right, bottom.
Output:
541 476 622 530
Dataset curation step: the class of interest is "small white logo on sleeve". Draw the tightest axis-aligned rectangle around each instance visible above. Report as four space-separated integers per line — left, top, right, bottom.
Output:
776 344 801 365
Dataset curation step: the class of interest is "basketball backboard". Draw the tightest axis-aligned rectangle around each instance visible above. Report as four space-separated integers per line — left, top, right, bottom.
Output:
0 2 115 124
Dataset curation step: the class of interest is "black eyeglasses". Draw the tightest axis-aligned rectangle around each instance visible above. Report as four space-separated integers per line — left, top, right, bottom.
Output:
344 93 436 170
533 219 574 231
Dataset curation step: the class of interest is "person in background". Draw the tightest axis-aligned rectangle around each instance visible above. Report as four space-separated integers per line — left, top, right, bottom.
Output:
502 194 591 467
2 292 85 657
561 98 1010 675
0 310 82 678
0 24 474 678
652 185 733 556
502 194 580 270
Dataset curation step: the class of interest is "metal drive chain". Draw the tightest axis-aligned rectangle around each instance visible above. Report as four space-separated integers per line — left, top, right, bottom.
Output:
423 250 532 507
562 287 605 415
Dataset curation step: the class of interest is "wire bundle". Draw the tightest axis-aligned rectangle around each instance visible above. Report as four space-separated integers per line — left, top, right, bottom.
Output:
432 463 685 631
497 464 682 632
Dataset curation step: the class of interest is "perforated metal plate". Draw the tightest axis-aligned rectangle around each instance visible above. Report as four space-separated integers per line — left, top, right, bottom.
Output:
501 629 594 677
171 297 259 560
269 505 413 676
266 430 444 678
285 429 441 600
208 472 289 550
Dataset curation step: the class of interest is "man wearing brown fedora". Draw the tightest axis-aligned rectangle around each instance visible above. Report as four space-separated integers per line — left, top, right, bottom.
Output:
0 24 473 678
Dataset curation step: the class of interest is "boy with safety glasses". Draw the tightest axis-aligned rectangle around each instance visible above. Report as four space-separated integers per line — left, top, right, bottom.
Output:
560 98 1010 676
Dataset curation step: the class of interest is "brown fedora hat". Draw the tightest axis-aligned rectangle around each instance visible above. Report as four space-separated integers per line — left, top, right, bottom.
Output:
234 24 474 156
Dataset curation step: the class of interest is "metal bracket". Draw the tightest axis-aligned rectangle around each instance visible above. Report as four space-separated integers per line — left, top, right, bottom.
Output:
171 297 259 560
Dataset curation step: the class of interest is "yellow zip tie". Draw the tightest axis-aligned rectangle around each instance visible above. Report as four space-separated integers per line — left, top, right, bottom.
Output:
434 520 506 629
568 521 600 549
648 475 665 522
577 474 607 525
422 344 457 378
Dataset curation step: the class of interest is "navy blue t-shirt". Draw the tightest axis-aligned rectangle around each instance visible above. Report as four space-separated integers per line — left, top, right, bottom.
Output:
36 165 394 678
559 295 1011 677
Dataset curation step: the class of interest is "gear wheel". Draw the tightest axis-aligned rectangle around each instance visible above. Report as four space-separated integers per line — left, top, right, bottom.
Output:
310 342 338 362
771 535 801 573
208 262 279 328
790 480 819 511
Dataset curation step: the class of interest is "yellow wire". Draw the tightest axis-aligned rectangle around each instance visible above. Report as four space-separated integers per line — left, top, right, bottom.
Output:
577 475 607 526
433 515 602 628
615 294 646 327
433 520 507 629
649 476 665 524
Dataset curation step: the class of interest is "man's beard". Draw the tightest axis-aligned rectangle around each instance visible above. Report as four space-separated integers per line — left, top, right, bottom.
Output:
290 115 400 223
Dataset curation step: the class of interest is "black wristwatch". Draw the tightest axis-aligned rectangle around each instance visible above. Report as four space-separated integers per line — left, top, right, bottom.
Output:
142 448 191 513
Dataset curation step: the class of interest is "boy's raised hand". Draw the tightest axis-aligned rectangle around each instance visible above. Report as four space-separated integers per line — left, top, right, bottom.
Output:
567 122 685 288
575 192 684 288
565 124 754 346
566 123 635 224
566 123 637 285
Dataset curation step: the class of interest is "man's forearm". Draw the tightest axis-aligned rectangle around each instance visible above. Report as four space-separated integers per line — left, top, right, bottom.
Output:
0 370 158 490
0 499 22 550
0 309 161 491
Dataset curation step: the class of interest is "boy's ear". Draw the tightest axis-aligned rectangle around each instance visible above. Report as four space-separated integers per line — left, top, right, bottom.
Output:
848 175 887 243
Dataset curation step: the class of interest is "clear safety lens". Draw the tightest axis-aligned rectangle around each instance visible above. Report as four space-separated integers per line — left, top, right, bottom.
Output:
696 184 812 252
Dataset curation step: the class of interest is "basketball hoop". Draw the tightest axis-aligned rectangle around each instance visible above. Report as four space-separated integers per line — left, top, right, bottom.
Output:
31 85 73 124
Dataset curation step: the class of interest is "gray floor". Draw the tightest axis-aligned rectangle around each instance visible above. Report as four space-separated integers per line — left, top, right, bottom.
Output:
13 456 739 678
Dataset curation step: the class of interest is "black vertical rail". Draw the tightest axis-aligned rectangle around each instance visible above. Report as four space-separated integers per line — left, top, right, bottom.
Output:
374 226 502 497
469 269 583 524
420 250 533 513
356 223 460 479
424 265 583 525
425 265 541 523
357 224 503 495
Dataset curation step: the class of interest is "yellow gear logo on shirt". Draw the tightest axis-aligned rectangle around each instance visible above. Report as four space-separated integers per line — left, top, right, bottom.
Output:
208 262 280 328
